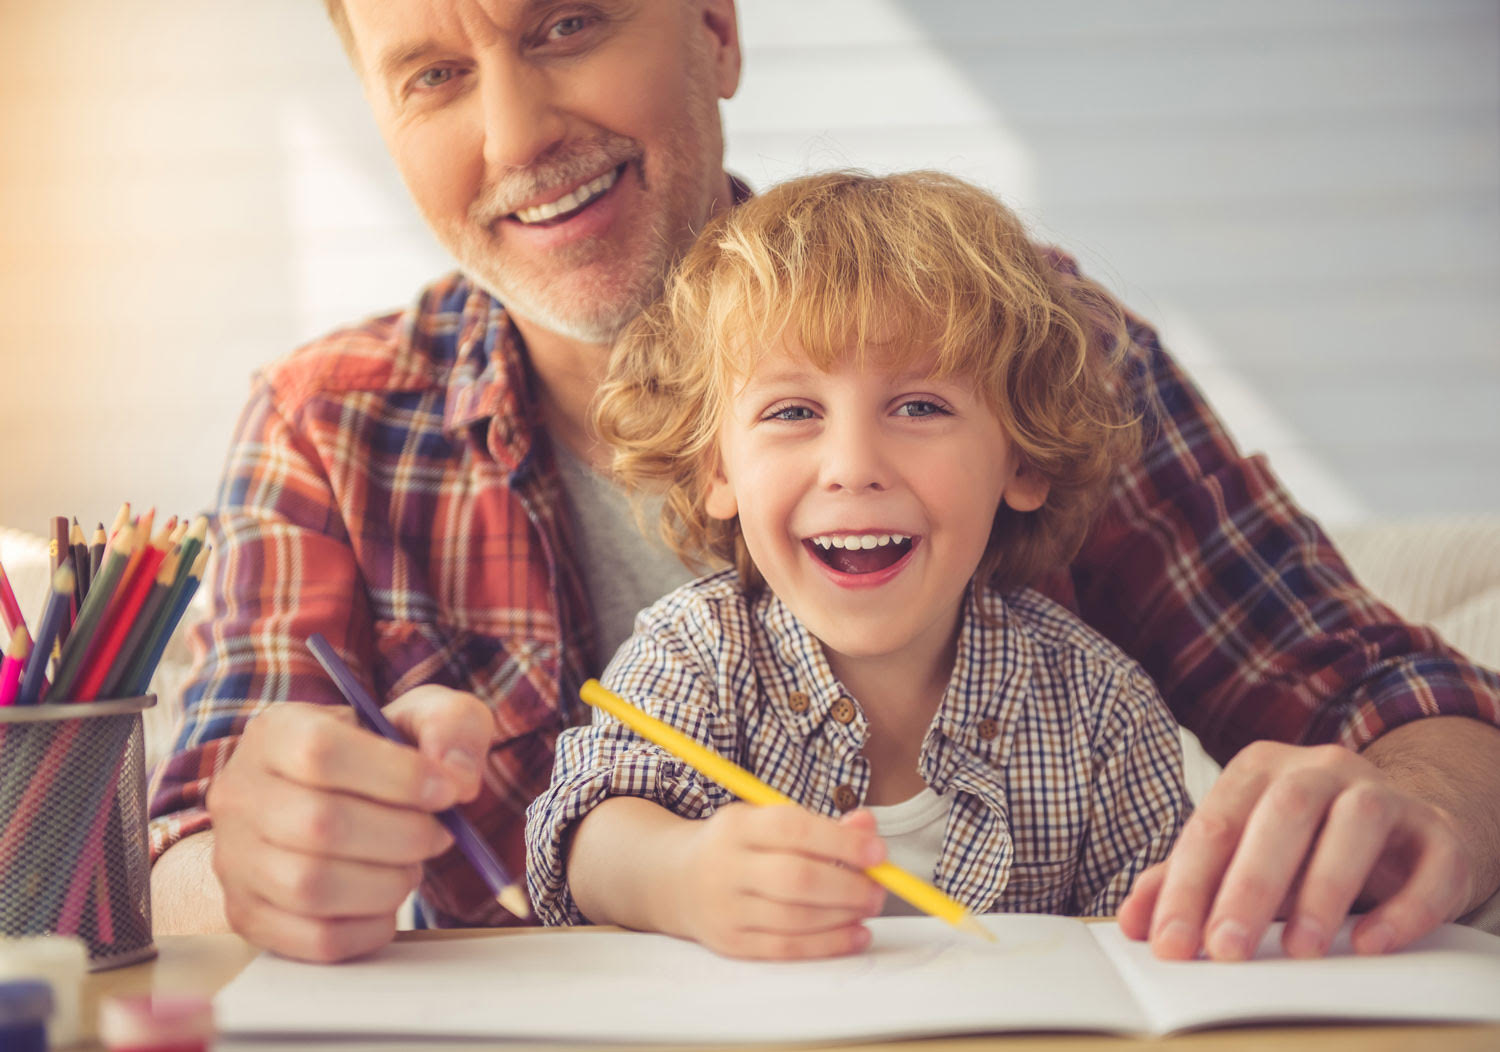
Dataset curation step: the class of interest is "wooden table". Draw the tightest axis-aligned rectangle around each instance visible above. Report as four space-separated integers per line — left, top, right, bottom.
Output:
78 929 1500 1051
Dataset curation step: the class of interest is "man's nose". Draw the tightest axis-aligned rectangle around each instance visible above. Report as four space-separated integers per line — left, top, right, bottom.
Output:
819 417 892 494
479 61 567 171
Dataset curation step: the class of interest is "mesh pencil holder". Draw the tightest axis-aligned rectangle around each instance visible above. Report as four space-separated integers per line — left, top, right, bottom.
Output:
0 696 156 970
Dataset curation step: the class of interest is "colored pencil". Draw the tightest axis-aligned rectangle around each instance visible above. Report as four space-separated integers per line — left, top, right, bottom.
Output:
0 561 26 638
89 522 106 582
305 633 531 920
126 546 207 697
71 539 166 702
48 531 135 702
579 678 994 940
119 518 207 696
0 626 28 706
49 516 74 648
18 564 75 704
106 502 131 548
97 551 178 700
70 518 90 602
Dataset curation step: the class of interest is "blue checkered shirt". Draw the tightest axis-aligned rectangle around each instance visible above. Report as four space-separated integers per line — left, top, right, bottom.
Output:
526 570 1189 924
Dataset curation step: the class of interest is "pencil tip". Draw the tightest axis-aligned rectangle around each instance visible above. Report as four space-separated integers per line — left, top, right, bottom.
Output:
498 885 532 920
957 914 995 942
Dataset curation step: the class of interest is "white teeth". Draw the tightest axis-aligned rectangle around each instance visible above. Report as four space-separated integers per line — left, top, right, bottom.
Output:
810 533 911 549
513 168 619 224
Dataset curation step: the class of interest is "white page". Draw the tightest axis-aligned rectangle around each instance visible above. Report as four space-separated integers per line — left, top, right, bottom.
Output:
216 915 1146 1044
1090 920 1500 1034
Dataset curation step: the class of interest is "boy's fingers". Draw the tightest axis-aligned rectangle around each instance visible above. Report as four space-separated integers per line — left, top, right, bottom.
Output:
719 923 871 961
741 851 885 912
736 896 875 933
741 805 886 869
252 703 457 810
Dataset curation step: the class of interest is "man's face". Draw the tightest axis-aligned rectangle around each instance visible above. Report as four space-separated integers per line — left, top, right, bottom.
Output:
344 0 740 344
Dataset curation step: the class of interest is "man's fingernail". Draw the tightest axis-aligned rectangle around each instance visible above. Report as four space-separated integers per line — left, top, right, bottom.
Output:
421 775 451 808
1154 919 1196 957
444 748 478 779
1358 920 1395 955
1208 919 1250 961
1284 917 1327 957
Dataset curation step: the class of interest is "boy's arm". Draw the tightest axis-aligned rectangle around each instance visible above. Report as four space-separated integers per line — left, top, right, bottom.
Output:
1073 667 1190 918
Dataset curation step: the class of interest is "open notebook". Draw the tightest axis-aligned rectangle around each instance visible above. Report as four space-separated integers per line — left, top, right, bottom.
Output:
215 916 1500 1043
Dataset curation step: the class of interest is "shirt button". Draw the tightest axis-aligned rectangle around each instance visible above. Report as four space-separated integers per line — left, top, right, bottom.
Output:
787 691 810 714
977 718 1000 741
833 785 859 812
830 696 857 724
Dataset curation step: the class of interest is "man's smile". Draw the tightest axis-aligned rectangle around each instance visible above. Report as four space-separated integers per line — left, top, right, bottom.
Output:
509 163 625 226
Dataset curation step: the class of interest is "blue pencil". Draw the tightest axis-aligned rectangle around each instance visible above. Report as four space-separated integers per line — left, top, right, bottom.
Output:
304 633 530 919
17 564 75 704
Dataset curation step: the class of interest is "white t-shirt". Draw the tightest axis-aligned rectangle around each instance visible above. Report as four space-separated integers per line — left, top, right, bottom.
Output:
865 788 952 917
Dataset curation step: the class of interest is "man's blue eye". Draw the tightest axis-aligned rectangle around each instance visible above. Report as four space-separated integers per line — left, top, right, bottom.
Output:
416 68 453 89
551 16 589 39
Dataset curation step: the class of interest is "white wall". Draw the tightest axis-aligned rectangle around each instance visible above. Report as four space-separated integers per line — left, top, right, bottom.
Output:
1 1 1495 535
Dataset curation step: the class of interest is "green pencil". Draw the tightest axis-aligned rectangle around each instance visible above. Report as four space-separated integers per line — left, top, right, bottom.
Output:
48 530 136 701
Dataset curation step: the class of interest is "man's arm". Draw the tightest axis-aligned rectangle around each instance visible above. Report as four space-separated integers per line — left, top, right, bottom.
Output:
1052 259 1500 954
150 832 229 935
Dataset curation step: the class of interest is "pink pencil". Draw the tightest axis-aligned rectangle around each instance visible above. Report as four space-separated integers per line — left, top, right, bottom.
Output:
0 561 26 638
0 626 28 705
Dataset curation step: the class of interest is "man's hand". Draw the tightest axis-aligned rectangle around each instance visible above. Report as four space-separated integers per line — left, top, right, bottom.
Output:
1118 737 1479 961
671 805 888 960
204 685 496 962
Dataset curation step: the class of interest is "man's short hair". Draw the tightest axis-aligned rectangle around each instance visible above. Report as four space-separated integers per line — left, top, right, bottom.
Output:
322 0 356 60
595 169 1142 593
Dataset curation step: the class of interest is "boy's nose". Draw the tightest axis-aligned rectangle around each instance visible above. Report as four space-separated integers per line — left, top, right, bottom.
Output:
818 420 893 494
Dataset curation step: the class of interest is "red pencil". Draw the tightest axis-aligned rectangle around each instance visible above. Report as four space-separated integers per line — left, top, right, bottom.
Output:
72 542 168 702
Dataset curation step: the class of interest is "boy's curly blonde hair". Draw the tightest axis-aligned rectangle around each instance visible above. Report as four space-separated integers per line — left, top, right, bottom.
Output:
594 170 1138 593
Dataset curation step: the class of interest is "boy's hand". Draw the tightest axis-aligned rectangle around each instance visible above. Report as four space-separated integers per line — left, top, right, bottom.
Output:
205 685 496 962
1118 739 1475 961
671 804 888 960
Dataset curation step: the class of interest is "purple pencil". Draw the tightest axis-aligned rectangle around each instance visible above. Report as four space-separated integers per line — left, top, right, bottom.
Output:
305 633 529 919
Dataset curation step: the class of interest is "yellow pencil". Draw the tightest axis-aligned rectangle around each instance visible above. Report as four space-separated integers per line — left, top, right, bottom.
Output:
580 679 994 941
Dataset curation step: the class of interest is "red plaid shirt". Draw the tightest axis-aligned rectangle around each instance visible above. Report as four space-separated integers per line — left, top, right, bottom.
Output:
149 261 1500 926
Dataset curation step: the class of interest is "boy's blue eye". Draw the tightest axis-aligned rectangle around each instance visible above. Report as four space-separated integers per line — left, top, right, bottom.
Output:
895 399 948 418
767 405 817 422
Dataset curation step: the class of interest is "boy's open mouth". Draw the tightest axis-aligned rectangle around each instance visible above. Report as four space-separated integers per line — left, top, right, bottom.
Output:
804 533 915 575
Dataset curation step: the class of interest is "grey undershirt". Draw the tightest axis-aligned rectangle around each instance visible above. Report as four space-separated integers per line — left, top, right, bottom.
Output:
551 441 699 667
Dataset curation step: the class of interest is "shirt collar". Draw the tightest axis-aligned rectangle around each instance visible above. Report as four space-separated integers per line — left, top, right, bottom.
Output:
441 280 538 474
756 584 1034 759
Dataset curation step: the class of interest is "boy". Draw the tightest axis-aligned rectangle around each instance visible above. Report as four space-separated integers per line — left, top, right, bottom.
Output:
525 170 1189 959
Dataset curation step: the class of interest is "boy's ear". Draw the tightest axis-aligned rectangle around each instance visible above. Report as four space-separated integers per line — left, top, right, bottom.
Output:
1001 459 1049 513
703 457 739 521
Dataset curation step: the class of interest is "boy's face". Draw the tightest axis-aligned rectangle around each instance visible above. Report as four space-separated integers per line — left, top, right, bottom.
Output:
705 341 1049 671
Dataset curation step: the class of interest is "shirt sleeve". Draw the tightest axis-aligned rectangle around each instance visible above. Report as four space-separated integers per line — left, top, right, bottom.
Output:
1073 665 1189 916
1064 266 1500 760
146 377 377 860
524 609 740 927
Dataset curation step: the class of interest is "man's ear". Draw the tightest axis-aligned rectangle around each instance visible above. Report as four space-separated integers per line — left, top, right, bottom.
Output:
1001 459 1049 513
700 0 742 100
703 457 739 521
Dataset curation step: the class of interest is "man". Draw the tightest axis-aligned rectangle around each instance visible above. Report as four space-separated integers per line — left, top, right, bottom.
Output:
150 0 1500 964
